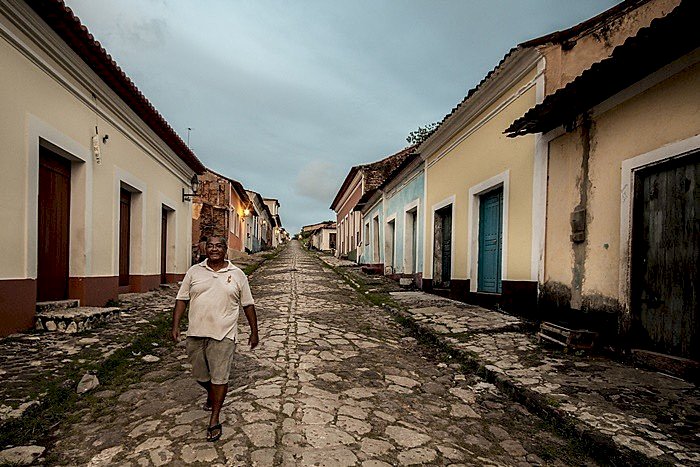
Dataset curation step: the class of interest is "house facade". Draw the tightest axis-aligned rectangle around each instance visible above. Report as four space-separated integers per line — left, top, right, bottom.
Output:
0 0 204 335
331 146 415 262
263 198 283 247
358 194 384 267
330 171 363 261
418 46 544 314
244 190 273 252
506 0 698 358
358 153 424 286
417 0 677 316
308 222 337 252
191 169 249 261
379 155 424 285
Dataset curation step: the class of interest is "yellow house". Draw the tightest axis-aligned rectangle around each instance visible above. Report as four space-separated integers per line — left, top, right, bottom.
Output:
507 0 699 362
419 46 543 313
0 0 205 335
419 0 677 315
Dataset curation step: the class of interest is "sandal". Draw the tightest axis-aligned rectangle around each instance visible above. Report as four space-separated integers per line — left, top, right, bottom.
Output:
206 423 222 442
202 401 212 411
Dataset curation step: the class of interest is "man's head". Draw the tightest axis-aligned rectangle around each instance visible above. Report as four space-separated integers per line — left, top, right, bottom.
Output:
205 236 227 261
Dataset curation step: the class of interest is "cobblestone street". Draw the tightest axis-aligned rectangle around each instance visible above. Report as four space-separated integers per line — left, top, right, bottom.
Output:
35 241 592 466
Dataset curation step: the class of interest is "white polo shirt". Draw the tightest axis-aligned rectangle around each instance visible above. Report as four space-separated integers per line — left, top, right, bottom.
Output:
176 260 255 341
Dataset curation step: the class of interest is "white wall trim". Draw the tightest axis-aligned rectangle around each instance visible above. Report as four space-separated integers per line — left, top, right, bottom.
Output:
384 213 397 271
27 114 92 279
402 198 420 274
372 213 381 263
333 173 362 216
114 167 147 276
618 134 700 311
422 167 429 278
429 195 456 280
468 170 510 292
158 192 178 274
531 57 548 283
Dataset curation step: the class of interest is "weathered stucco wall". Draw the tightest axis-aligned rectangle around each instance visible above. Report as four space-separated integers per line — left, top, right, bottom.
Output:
335 178 362 258
383 166 425 276
543 58 700 323
360 200 384 265
541 0 681 95
0 14 193 280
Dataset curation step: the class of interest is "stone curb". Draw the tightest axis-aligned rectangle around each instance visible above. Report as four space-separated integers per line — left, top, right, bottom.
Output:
383 305 667 467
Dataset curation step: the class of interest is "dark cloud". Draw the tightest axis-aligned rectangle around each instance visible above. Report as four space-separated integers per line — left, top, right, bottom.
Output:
67 0 618 233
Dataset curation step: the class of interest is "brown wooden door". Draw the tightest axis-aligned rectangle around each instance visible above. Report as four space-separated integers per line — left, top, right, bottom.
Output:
119 189 131 287
632 153 699 359
160 207 168 284
37 147 71 301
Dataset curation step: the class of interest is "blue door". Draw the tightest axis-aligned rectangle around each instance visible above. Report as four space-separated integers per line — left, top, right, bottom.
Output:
478 188 503 293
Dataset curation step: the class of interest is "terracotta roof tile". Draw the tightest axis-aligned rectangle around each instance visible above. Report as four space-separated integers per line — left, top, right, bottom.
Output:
26 0 205 173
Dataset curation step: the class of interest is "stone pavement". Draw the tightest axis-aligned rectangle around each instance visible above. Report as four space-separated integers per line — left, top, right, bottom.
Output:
0 250 270 428
33 240 595 466
0 289 176 426
327 264 700 466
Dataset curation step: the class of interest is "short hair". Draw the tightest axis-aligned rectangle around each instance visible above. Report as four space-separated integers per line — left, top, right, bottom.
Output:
205 236 228 249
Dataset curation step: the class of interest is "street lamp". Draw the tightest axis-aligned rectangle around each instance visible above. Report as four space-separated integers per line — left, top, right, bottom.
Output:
182 174 200 202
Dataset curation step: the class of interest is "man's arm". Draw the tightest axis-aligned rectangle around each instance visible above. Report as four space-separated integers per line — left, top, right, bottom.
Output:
172 299 188 342
243 304 259 349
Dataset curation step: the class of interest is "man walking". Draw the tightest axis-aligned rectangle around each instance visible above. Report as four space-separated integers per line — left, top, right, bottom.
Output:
172 236 259 442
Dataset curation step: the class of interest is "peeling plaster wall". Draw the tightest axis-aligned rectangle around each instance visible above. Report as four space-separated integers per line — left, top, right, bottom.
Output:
542 57 700 335
541 0 681 95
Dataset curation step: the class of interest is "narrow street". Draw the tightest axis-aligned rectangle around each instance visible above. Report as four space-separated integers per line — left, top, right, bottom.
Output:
50 241 593 466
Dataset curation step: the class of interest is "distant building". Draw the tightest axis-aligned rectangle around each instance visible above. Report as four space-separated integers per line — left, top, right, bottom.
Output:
191 169 249 261
357 152 424 287
263 198 284 247
330 146 415 262
245 191 273 252
303 222 337 252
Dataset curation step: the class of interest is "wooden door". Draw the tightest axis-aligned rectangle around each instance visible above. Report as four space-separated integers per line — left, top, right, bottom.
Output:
632 154 699 359
119 189 131 287
433 206 452 287
160 207 168 284
478 188 503 293
441 209 452 286
37 147 71 301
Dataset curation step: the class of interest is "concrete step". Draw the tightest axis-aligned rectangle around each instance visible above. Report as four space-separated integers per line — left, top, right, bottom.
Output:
35 306 120 333
35 299 79 313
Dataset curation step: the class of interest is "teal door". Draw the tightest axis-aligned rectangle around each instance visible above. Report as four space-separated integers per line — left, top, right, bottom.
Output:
478 188 503 293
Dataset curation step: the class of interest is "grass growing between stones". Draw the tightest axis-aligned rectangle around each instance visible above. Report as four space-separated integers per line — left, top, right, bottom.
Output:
0 312 175 452
243 245 285 276
309 250 617 467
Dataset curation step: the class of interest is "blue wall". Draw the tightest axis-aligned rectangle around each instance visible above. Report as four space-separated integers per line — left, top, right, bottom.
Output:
383 166 424 275
359 164 424 276
359 199 383 265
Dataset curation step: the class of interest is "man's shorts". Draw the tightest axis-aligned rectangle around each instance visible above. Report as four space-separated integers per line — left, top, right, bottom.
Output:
186 336 236 385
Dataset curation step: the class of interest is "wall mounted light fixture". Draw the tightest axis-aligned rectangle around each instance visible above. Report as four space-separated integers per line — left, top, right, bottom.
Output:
182 174 200 202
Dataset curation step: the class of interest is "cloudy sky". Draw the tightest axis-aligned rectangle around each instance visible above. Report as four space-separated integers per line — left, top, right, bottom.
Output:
67 0 617 233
